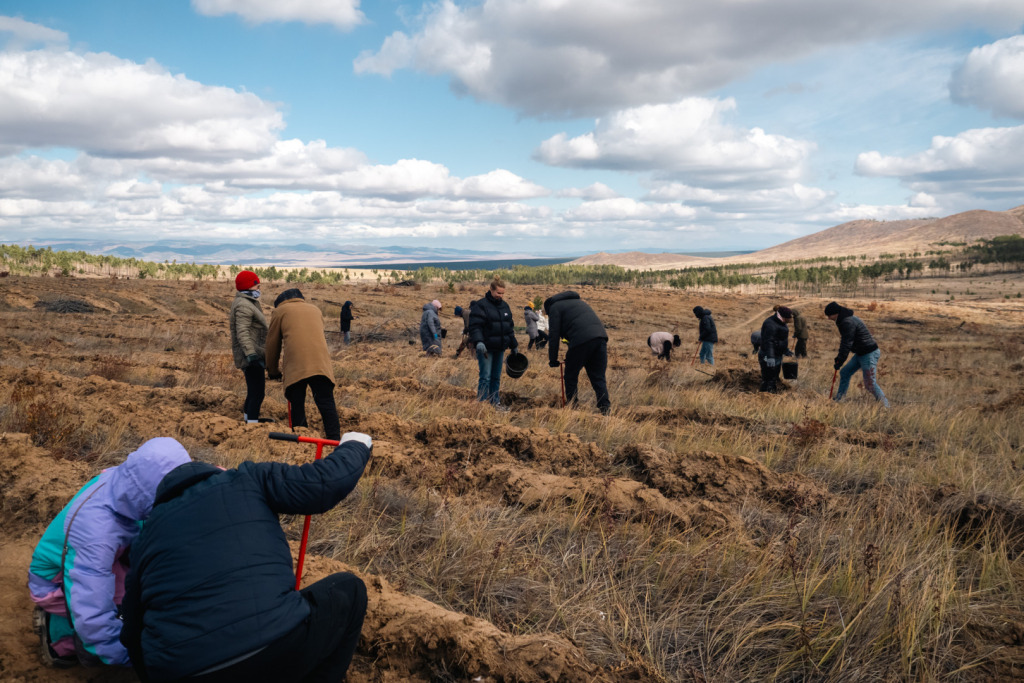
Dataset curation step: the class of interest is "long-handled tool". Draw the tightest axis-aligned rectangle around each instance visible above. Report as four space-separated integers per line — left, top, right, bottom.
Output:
828 368 838 399
268 432 340 589
690 341 700 366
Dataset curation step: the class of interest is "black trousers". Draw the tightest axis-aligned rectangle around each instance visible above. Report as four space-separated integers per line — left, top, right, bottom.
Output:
187 572 367 683
794 338 807 358
563 338 610 413
285 375 340 441
242 363 265 421
528 331 549 350
759 358 781 392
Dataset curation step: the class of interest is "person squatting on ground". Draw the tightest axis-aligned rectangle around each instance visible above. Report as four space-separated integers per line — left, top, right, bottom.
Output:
420 299 443 356
524 302 549 350
468 277 519 408
266 288 341 440
648 332 681 361
758 306 793 393
693 306 718 365
119 432 374 683
825 301 889 407
545 291 611 415
28 438 192 669
453 305 472 358
791 307 809 358
339 301 355 345
230 270 268 424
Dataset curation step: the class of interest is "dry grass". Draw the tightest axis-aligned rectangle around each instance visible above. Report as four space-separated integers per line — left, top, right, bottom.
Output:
2 273 1023 680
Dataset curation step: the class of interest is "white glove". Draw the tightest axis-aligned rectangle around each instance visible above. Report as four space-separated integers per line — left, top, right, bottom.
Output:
340 432 372 449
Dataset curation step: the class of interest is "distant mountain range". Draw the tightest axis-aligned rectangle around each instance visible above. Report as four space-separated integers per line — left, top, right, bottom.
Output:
571 205 1024 269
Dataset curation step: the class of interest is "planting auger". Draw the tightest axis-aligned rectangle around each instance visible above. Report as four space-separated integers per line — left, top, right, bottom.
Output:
559 360 566 407
829 368 839 399
690 341 700 366
268 432 340 589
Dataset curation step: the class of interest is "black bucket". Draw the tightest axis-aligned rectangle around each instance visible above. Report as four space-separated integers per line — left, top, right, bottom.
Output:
781 361 799 380
505 352 529 379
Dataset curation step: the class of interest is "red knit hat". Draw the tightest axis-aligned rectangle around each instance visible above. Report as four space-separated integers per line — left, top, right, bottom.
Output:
235 270 260 291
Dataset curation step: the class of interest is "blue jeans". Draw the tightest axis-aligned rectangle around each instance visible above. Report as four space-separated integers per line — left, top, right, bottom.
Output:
835 348 888 407
476 348 505 405
699 341 715 364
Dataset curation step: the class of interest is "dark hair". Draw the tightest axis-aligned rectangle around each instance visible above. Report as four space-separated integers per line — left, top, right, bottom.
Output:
274 288 305 307
672 334 681 347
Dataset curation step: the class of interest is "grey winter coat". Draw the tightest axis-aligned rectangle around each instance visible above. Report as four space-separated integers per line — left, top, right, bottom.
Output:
230 292 268 369
524 308 541 338
420 303 441 351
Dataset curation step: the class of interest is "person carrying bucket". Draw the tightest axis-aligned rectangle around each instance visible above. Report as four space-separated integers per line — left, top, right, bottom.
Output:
119 432 373 683
825 301 889 407
758 306 793 392
468 276 519 409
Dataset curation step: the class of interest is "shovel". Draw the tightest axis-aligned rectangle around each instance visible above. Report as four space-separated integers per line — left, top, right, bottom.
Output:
269 432 340 589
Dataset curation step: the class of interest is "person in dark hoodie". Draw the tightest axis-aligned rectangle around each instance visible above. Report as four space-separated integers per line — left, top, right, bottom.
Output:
420 299 442 356
758 306 793 392
339 301 354 345
266 288 340 441
545 291 610 415
824 301 889 407
468 277 519 408
120 431 373 683
693 306 718 365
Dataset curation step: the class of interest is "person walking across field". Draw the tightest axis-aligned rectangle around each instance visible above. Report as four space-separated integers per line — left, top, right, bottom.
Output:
119 432 373 683
759 306 793 392
693 306 718 365
524 302 548 350
420 299 443 356
468 277 519 408
453 304 472 358
648 332 681 361
266 288 341 440
339 301 354 345
824 301 889 407
791 307 809 358
545 290 611 415
230 270 268 424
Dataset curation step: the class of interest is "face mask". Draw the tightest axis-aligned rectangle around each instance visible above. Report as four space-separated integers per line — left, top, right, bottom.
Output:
249 290 261 299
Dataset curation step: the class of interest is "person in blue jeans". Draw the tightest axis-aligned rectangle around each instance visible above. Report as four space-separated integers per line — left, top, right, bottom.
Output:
468 277 518 408
825 301 889 407
693 306 717 364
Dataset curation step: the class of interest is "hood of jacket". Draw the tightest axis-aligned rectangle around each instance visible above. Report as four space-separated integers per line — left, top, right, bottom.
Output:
154 461 224 507
108 438 192 520
543 290 579 314
835 305 854 322
422 302 435 312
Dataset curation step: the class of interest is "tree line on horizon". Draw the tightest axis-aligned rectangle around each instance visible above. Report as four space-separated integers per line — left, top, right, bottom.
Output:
2 236 1023 295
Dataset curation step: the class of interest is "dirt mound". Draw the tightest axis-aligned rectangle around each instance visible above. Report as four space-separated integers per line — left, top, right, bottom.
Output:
0 433 91 532
933 486 1024 558
299 554 642 683
982 390 1024 412
709 368 790 393
616 444 829 511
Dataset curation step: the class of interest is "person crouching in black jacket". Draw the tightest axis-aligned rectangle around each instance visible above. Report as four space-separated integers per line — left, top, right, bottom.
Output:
545 291 611 415
758 306 793 392
120 432 373 683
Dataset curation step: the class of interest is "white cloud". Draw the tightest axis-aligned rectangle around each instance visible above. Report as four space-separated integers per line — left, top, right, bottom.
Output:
645 183 833 213
950 35 1024 118
557 182 619 200
191 0 364 31
0 16 68 49
535 98 813 188
0 49 285 159
855 125 1024 200
562 198 697 223
355 0 1024 117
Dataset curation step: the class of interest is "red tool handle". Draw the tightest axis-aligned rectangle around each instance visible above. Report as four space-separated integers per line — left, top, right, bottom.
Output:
829 369 838 399
559 361 566 407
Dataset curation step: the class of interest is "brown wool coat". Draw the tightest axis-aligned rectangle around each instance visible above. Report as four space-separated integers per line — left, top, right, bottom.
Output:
229 292 268 369
265 298 335 389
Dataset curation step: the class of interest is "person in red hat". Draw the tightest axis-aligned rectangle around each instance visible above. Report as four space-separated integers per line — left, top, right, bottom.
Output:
230 270 269 423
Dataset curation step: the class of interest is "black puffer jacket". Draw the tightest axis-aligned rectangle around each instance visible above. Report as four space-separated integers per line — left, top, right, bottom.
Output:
758 314 790 362
468 291 517 352
696 307 718 343
544 291 607 366
120 442 371 682
834 305 878 365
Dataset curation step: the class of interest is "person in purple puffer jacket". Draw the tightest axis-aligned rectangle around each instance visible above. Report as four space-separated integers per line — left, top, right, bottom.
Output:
27 438 192 669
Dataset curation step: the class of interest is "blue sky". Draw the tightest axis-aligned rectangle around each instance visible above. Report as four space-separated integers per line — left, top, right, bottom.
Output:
1 1 1023 256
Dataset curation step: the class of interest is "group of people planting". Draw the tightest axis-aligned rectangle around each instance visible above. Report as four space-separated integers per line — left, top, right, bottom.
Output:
27 274 889 679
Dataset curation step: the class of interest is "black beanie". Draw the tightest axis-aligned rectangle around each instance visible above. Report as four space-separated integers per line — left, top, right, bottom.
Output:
824 301 841 317
693 306 703 317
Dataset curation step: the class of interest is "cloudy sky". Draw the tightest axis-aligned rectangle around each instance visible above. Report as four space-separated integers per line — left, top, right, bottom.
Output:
1 1 1023 255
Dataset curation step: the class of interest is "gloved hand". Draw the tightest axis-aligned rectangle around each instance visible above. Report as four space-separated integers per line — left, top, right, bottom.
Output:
784 349 794 357
764 358 777 368
834 360 843 370
340 432 373 449
476 342 487 359
245 353 261 368
268 372 282 381
549 360 561 368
